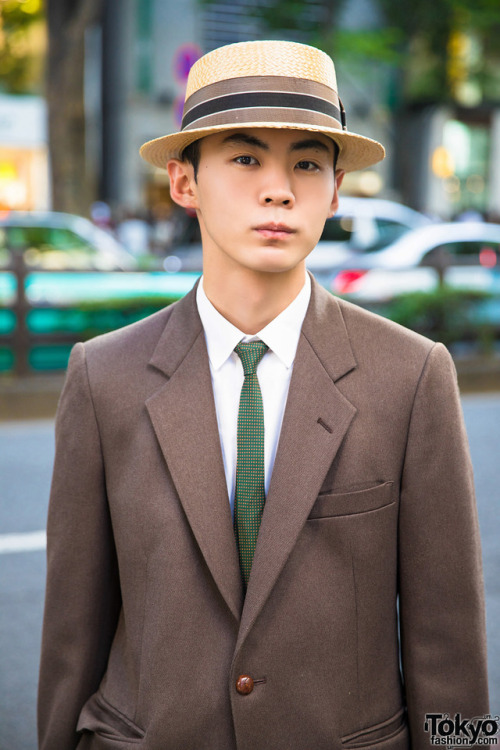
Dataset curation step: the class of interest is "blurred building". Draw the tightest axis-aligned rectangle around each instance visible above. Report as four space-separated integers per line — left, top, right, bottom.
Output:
1 0 499 220
94 0 500 221
0 0 47 211
386 19 500 220
0 94 49 211
414 105 500 220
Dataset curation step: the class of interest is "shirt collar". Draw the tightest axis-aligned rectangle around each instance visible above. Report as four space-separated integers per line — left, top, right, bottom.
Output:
196 273 311 371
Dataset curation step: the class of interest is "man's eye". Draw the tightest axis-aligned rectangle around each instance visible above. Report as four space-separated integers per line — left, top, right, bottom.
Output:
235 155 258 166
296 160 319 171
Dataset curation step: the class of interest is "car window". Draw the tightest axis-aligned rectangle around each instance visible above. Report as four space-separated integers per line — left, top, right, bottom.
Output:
423 241 500 266
2 225 99 269
320 216 354 243
351 219 413 254
365 219 412 252
320 216 414 251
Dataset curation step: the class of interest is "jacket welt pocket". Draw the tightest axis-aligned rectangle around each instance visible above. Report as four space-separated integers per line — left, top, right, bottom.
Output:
77 692 145 743
308 481 394 519
341 708 407 748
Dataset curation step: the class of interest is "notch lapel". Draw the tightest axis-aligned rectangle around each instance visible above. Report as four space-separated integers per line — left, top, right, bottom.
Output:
146 288 243 620
236 280 357 648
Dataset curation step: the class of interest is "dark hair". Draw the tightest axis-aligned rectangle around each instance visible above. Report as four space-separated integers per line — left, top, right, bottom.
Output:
181 135 340 182
332 140 339 172
182 139 201 181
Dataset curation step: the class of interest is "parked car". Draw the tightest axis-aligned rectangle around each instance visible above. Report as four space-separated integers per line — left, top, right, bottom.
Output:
306 196 433 279
0 211 137 271
0 212 202 373
0 210 201 309
325 221 500 300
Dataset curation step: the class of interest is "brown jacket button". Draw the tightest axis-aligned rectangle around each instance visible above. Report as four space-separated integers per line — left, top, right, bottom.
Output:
236 675 254 695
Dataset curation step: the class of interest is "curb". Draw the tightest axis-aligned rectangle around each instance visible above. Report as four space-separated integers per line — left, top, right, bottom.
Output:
455 357 500 393
0 375 66 421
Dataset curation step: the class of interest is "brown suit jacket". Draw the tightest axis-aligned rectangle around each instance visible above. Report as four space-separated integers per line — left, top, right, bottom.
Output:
38 277 489 750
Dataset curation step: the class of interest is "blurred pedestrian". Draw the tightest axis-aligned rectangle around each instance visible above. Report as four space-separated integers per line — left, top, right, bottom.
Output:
456 209 484 222
150 201 175 255
115 210 151 257
89 200 113 233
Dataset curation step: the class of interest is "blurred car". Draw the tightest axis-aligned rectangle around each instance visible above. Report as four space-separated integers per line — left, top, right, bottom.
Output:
0 210 137 271
336 221 500 272
0 210 200 308
306 196 433 280
325 221 500 300
0 211 201 373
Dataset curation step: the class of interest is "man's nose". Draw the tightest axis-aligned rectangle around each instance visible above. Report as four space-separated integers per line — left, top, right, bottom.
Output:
259 169 295 206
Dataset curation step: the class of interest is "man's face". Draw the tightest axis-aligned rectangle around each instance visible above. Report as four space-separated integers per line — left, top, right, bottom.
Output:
172 127 344 277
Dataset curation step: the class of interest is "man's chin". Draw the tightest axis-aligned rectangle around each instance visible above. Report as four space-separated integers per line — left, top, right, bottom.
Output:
247 249 309 275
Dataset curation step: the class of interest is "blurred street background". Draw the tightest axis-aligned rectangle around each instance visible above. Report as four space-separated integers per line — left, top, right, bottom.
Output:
0 0 499 747
0 0 500 378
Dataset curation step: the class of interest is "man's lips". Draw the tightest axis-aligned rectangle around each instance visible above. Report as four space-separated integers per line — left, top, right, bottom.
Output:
254 223 296 239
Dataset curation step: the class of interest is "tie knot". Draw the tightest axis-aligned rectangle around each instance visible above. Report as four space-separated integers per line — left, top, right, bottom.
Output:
235 341 269 376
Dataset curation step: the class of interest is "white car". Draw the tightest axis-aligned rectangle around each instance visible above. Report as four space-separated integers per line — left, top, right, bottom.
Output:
307 196 433 278
0 211 137 271
325 221 500 300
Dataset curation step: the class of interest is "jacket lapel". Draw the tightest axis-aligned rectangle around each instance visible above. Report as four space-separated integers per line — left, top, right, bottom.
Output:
146 287 244 621
236 280 357 648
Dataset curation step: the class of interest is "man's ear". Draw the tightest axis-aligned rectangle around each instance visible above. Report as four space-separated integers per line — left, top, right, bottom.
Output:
167 159 199 210
327 169 345 218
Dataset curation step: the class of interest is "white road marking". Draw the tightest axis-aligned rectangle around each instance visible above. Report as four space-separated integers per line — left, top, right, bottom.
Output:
0 530 46 554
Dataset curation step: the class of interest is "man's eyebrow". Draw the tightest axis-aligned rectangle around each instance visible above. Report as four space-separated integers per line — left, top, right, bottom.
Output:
221 133 270 150
290 138 332 154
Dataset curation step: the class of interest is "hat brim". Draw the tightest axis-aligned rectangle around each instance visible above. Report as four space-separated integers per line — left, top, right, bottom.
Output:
140 122 385 173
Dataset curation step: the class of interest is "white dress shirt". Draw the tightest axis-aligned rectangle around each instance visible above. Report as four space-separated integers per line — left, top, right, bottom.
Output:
196 274 311 513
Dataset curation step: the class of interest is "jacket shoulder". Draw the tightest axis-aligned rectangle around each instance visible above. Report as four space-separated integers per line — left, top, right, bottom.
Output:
331 295 457 398
336 295 437 360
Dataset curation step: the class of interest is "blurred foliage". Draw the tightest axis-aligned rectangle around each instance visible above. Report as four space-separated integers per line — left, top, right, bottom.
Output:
244 0 339 35
0 0 46 94
76 296 180 312
376 287 496 350
198 0 500 105
323 27 404 67
197 0 341 37
378 0 500 103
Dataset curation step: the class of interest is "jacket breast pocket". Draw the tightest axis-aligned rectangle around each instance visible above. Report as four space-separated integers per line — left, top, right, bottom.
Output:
308 481 394 520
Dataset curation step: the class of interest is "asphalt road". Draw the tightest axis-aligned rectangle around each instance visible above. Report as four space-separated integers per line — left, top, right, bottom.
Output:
1 395 499 749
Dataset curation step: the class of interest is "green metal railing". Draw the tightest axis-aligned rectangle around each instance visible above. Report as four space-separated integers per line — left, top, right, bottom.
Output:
0 254 199 376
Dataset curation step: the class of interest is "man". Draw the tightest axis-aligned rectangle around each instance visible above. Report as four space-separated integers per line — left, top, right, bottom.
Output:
38 40 489 750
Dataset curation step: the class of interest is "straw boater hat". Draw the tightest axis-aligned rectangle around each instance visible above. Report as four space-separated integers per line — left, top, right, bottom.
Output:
140 40 385 173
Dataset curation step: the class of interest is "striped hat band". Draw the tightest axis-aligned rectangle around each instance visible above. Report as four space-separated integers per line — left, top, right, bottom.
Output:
181 76 347 133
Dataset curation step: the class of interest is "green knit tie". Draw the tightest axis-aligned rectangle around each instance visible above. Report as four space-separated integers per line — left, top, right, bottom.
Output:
234 341 269 588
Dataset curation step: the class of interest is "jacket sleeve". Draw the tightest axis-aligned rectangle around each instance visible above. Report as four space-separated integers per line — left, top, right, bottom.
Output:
398 342 489 748
38 343 121 750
